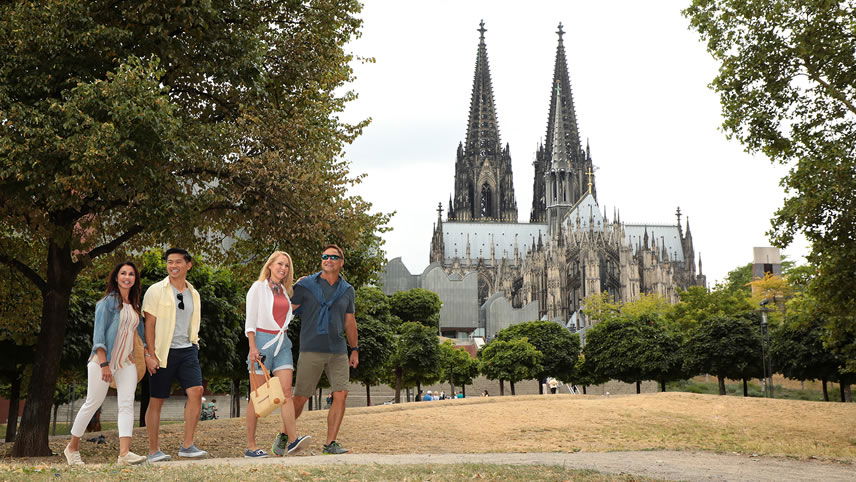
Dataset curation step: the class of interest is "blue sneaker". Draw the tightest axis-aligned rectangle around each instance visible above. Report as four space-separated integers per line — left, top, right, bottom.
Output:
177 444 208 458
287 435 311 454
244 448 270 458
147 450 171 463
271 432 288 456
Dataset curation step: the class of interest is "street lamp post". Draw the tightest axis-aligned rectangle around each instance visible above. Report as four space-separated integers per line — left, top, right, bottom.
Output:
759 299 773 398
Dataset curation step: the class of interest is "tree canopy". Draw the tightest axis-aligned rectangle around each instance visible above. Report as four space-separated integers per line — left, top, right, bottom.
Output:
479 338 542 394
683 315 763 395
684 0 856 374
389 288 442 329
495 321 580 385
0 0 388 456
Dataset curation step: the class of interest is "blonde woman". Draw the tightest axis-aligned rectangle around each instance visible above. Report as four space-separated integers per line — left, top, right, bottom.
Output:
244 251 309 457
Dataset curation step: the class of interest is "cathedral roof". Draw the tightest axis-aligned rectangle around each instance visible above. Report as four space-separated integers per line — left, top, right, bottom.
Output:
441 221 547 261
562 192 603 230
624 224 685 261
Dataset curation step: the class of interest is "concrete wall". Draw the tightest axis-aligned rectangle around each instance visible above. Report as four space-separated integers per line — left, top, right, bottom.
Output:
422 265 479 331
481 292 540 339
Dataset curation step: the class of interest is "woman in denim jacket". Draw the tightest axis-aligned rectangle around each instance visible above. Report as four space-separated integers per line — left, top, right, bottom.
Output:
64 262 147 466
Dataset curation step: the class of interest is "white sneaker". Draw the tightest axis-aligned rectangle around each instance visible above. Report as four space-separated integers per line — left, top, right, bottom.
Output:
117 451 148 465
64 445 84 466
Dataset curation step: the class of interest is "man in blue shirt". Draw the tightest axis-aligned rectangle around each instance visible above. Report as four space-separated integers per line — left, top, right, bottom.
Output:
291 244 358 455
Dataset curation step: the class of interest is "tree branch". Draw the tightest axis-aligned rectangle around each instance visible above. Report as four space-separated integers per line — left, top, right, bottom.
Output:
83 225 145 261
801 59 856 116
0 255 47 295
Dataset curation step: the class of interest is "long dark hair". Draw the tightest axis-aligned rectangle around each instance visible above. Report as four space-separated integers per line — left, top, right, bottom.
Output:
105 261 142 314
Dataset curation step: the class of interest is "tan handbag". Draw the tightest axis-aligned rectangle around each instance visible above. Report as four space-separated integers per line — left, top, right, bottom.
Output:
110 335 146 389
249 359 285 418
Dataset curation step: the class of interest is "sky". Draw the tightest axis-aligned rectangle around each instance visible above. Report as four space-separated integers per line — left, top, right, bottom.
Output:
340 0 808 286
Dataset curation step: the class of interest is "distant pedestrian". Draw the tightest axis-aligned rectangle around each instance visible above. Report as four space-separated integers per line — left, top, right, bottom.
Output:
548 378 559 394
424 390 433 401
415 390 423 402
482 390 489 397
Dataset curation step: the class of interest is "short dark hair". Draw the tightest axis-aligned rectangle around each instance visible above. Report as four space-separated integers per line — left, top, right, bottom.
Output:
164 248 192 262
322 244 344 259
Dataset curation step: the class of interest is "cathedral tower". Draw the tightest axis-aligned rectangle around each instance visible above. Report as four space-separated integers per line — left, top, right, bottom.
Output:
531 23 593 223
449 21 518 222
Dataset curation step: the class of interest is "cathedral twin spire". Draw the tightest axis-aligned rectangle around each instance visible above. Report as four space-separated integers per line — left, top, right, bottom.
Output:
450 20 517 223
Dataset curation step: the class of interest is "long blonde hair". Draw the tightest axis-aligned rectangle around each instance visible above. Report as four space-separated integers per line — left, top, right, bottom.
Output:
257 251 294 297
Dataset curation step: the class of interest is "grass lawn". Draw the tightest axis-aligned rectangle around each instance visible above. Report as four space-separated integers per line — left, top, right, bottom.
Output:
3 392 854 466
0 463 651 481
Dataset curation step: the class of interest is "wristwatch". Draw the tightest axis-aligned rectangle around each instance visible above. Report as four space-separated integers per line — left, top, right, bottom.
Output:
99 361 109 368
351 346 360 351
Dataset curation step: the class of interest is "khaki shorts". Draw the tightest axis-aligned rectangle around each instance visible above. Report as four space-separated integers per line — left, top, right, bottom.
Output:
295 352 350 397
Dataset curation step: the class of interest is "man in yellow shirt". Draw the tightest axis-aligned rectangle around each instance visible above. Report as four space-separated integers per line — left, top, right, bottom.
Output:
142 248 206 462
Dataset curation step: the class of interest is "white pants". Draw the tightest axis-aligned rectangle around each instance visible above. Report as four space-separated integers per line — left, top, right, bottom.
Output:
70 361 137 438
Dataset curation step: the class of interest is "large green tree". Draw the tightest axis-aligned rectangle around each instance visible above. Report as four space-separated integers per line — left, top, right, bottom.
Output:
479 338 542 396
350 316 394 406
438 341 480 397
0 1 388 455
772 315 841 402
387 322 440 403
389 288 442 329
684 0 856 374
683 316 764 395
495 321 580 392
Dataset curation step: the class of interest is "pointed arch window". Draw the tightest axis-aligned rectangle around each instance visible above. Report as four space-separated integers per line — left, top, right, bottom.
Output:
480 183 492 218
468 182 476 218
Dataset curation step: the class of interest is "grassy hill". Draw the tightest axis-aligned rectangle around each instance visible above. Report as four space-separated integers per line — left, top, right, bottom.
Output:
4 392 854 464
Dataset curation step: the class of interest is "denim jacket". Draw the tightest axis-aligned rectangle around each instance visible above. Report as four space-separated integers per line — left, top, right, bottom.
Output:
91 293 145 362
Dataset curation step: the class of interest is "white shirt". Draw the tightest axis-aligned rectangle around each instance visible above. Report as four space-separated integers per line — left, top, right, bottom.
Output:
245 280 293 334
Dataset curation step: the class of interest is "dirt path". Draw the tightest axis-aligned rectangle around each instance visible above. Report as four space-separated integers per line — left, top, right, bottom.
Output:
170 451 854 481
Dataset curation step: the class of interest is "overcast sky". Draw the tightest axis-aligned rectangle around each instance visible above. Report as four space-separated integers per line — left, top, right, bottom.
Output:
341 0 808 286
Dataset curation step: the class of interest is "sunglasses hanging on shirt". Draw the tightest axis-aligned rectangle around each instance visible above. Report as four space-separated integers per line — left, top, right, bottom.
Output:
177 292 185 310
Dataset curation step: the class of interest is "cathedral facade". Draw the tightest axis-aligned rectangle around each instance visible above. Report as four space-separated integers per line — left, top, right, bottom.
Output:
426 22 706 335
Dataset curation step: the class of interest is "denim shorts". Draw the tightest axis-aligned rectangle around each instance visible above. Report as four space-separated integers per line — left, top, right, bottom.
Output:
248 330 294 374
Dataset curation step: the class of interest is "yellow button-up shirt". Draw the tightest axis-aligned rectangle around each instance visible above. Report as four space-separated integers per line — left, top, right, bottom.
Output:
142 276 201 367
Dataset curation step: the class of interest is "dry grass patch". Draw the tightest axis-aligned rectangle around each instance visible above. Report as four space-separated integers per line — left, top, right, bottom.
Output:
0 463 651 481
3 392 854 464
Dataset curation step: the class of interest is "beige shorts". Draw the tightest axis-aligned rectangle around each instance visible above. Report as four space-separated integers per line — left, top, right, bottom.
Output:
294 352 350 397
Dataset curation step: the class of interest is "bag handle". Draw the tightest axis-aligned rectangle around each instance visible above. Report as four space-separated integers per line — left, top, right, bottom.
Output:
248 358 273 396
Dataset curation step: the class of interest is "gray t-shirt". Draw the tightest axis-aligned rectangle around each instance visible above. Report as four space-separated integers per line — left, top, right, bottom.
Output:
170 286 193 349
292 276 355 354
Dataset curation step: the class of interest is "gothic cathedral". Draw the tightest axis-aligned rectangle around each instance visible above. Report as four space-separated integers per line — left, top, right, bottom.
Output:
428 22 706 330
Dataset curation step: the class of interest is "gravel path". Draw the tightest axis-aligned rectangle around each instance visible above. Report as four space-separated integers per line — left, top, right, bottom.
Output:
171 451 854 481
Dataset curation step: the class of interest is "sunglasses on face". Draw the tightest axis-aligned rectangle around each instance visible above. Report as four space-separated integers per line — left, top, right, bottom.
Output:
177 293 185 310
321 254 341 261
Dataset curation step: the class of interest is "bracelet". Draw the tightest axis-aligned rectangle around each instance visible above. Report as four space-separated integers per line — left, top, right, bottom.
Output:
144 353 153 358
99 361 109 368
350 346 360 352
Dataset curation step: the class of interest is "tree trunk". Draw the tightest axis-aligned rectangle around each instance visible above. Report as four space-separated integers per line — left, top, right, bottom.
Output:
538 378 544 395
717 376 726 395
635 381 641 394
462 385 466 398
499 380 505 396
821 378 829 402
742 378 748 397
582 385 587 395
13 241 78 456
660 379 666 392
51 404 59 436
317 386 322 410
406 387 411 403
365 384 371 407
230 378 241 418
510 380 516 395
139 373 150 426
844 383 852 402
394 367 403 403
5 373 22 442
